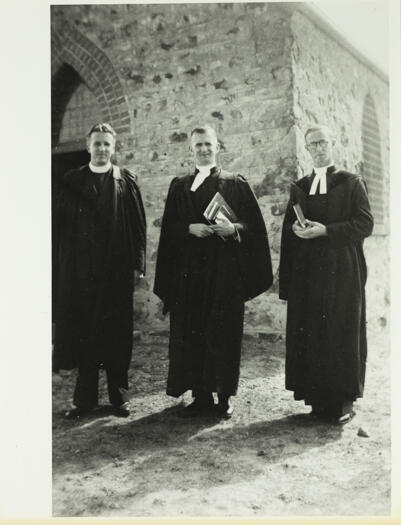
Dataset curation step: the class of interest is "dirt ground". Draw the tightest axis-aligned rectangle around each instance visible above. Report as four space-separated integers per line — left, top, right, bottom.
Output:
52 327 390 517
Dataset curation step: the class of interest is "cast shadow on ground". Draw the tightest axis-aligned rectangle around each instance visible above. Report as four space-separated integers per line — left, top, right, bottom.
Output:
54 402 344 494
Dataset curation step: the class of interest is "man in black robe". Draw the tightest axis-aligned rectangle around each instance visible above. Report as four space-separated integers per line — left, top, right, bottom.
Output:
154 125 272 418
279 124 373 424
53 123 146 419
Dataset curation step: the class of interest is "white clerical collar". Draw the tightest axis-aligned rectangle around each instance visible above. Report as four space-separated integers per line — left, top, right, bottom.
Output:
190 164 216 192
309 164 333 195
89 161 112 173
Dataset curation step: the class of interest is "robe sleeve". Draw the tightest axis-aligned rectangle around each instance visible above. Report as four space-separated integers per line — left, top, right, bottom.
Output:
52 172 66 304
234 176 273 300
159 178 191 246
278 198 298 301
153 177 189 310
53 170 71 231
52 170 76 278
235 176 266 238
123 170 147 275
278 182 307 301
325 178 374 247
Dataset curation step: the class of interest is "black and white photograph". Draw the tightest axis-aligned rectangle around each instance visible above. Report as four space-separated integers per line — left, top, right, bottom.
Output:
1 0 400 520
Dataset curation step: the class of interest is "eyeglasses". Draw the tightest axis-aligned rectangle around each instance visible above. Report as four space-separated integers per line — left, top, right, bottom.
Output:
306 140 329 151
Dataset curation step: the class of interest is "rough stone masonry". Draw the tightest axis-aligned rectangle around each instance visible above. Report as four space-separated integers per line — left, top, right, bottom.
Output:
51 3 389 335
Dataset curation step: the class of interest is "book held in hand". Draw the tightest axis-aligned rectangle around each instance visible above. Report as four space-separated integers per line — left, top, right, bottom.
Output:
203 192 238 223
293 202 307 228
204 192 238 241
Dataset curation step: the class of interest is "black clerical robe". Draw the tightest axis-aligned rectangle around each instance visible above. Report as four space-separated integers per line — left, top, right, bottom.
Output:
154 167 272 397
53 164 146 373
279 167 373 405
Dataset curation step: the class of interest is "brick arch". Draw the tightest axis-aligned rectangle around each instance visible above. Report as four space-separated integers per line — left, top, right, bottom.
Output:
51 19 131 146
361 93 384 226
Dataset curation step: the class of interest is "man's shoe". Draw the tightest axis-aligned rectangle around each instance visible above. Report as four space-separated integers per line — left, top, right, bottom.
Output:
310 407 329 420
334 411 355 425
181 397 215 418
64 407 89 419
215 397 234 419
114 402 131 418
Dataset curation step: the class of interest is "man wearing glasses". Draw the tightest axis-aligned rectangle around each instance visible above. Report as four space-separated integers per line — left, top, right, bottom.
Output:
279 124 373 424
53 123 146 419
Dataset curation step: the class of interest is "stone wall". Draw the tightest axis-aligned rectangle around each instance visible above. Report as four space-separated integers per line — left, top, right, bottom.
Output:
51 3 389 334
289 8 390 329
52 3 296 334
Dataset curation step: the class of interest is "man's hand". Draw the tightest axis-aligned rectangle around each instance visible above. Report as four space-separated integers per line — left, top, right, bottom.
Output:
210 214 235 237
292 220 305 234
134 269 143 286
293 219 327 239
189 223 214 238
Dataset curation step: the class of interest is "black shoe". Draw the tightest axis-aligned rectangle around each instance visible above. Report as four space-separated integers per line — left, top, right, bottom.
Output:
310 408 328 420
114 402 131 418
64 407 90 420
215 397 234 419
181 397 215 418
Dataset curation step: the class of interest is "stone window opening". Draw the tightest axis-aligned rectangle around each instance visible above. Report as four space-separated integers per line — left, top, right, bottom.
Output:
361 93 385 232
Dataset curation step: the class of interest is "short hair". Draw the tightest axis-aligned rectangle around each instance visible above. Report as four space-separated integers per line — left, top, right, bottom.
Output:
86 123 117 140
304 124 333 142
190 125 218 141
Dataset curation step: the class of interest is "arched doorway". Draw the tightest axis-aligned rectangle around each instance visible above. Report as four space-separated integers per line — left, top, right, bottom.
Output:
51 17 133 176
52 64 98 176
51 18 133 321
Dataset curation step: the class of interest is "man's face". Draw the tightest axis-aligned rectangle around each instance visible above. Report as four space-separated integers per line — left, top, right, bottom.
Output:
87 131 115 167
190 130 220 166
305 128 335 168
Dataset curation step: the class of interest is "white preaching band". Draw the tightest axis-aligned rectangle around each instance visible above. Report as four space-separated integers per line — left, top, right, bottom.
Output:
309 165 333 195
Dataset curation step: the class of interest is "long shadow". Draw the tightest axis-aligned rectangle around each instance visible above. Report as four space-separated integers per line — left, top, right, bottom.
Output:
54 403 343 488
53 336 344 509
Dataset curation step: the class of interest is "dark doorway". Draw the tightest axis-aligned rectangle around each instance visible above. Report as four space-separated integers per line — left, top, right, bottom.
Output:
51 63 82 149
52 149 89 179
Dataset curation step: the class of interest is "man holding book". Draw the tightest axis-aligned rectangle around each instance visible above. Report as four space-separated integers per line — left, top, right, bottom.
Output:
279 124 373 424
154 125 272 418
